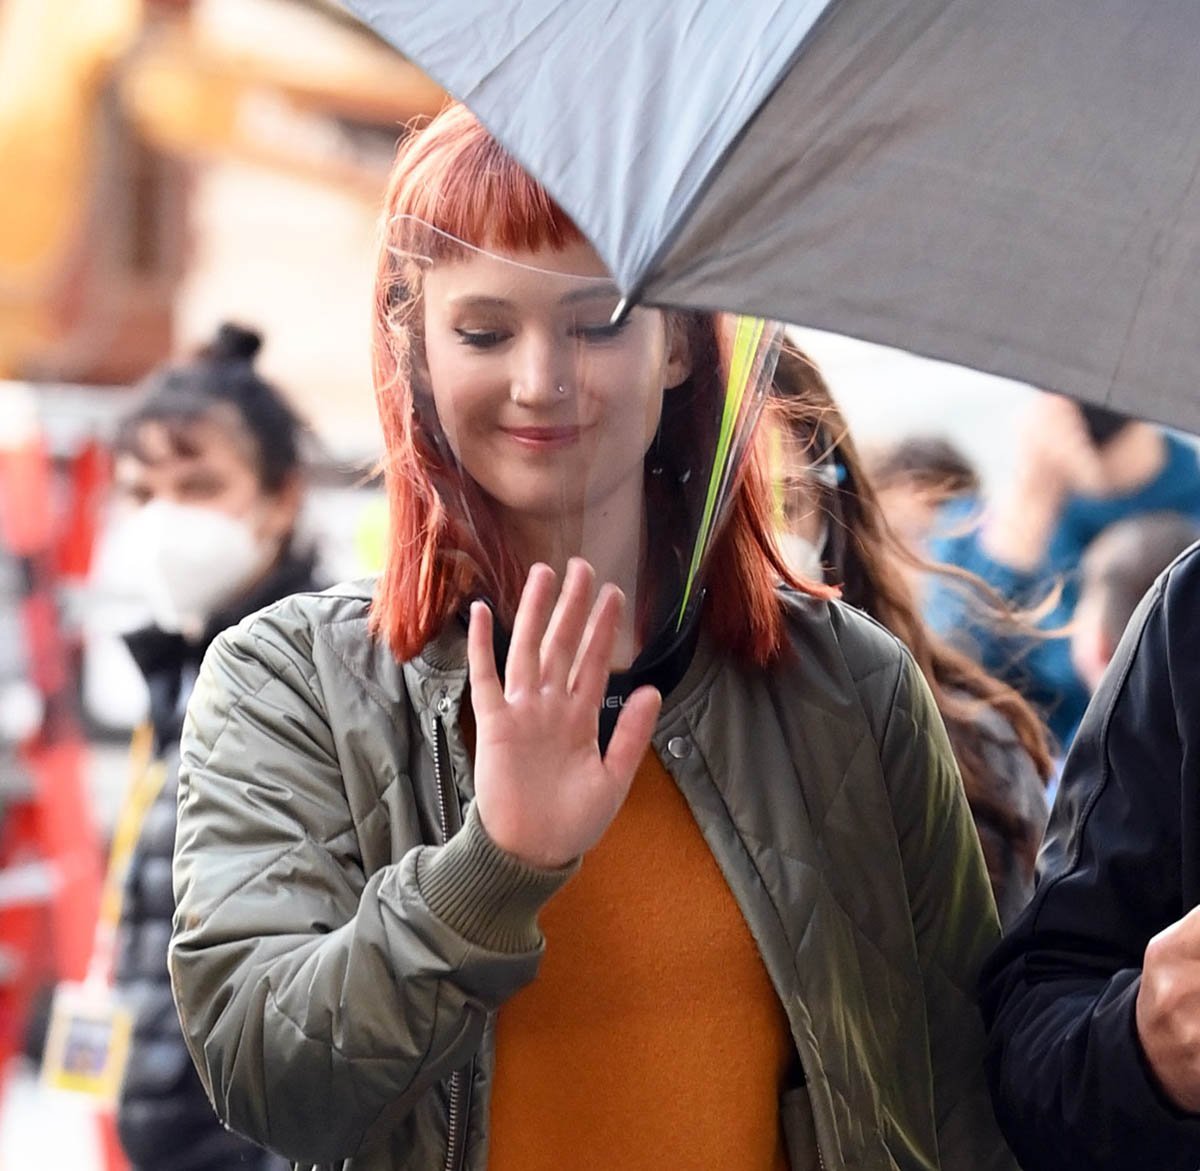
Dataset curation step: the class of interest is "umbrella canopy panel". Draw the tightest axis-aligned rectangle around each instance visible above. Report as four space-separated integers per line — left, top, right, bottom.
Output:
652 0 1200 433
343 0 833 295
347 0 1200 433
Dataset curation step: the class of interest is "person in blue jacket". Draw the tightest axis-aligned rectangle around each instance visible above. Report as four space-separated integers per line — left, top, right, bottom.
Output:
981 536 1200 1171
927 392 1200 750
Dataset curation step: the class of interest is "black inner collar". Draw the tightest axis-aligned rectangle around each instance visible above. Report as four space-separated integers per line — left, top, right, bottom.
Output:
461 592 704 753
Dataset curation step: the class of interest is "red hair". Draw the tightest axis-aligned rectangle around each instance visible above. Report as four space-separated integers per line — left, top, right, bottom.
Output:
370 103 832 665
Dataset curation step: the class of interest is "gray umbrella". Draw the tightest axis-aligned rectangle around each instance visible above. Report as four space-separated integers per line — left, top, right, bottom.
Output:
345 0 1200 433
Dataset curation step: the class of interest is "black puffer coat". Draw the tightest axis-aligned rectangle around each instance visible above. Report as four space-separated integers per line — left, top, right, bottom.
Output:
115 551 319 1171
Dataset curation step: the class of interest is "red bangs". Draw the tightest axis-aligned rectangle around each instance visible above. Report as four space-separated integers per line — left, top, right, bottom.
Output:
388 104 584 254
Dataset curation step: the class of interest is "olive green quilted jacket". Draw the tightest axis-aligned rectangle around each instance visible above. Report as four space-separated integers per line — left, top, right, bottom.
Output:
169 582 1016 1171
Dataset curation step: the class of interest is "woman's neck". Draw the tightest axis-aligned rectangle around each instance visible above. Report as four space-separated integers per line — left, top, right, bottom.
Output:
501 483 646 666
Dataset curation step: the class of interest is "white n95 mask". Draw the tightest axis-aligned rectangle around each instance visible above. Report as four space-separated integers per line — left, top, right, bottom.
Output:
121 500 274 637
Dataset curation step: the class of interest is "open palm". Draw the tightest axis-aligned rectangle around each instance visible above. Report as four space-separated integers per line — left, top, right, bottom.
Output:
469 559 661 868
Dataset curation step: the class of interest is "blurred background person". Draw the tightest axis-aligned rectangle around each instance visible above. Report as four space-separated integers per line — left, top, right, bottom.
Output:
1071 511 1200 697
0 1 444 1160
772 348 1053 927
864 435 980 564
925 394 1200 753
101 321 316 1171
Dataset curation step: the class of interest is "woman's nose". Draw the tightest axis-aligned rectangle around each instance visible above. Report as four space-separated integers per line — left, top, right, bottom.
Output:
509 332 572 406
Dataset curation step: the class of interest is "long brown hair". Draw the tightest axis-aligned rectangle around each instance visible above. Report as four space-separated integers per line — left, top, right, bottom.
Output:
771 347 1053 875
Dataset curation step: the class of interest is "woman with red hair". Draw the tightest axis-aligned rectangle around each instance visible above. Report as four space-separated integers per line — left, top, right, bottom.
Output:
169 104 1015 1171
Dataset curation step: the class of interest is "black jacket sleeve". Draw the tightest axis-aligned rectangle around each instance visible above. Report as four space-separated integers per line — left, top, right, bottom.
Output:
980 541 1200 1171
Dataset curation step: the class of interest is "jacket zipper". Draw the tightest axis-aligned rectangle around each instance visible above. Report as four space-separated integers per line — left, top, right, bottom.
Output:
433 714 456 845
433 713 470 1171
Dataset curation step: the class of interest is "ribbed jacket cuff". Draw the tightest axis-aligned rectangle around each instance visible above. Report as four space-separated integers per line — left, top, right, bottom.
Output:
415 801 578 954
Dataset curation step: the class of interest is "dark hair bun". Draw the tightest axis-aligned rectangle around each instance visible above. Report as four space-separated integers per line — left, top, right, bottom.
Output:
119 319 304 493
205 322 263 365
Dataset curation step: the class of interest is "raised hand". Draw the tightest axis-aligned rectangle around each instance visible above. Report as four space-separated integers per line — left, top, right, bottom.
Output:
1136 905 1200 1112
468 558 661 869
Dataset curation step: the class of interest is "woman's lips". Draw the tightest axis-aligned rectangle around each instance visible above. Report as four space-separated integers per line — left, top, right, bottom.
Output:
503 425 585 450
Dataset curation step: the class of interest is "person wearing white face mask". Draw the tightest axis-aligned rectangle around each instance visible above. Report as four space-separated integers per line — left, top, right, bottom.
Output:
102 322 317 1171
117 492 283 641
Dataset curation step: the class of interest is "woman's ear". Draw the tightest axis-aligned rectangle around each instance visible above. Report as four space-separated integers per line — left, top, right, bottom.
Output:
663 315 692 390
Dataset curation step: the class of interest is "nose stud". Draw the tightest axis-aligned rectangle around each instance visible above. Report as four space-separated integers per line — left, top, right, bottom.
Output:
556 384 567 395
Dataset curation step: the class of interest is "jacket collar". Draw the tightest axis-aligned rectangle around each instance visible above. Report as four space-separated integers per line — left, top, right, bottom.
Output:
408 607 720 724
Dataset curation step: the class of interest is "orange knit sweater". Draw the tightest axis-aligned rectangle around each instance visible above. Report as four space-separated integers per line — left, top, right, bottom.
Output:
487 749 793 1170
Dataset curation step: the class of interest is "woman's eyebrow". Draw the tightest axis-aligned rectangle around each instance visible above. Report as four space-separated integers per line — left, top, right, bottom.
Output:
561 283 620 305
178 469 226 491
447 285 619 310
447 295 512 310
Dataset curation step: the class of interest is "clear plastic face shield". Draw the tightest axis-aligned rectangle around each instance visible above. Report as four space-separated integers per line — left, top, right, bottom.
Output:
382 218 781 673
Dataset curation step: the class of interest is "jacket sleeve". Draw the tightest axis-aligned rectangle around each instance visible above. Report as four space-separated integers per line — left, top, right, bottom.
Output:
169 616 574 1164
980 549 1200 1171
874 649 1016 1171
926 520 1049 685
